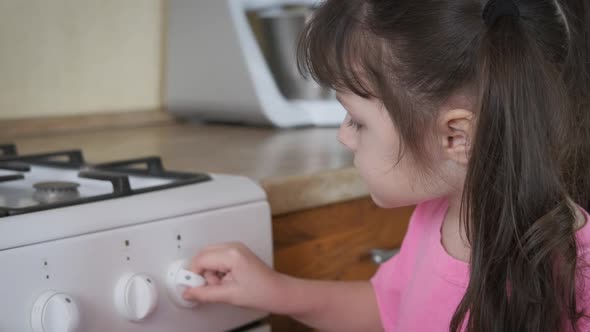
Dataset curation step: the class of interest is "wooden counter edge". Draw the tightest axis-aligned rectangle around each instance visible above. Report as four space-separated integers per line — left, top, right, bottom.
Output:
261 167 369 216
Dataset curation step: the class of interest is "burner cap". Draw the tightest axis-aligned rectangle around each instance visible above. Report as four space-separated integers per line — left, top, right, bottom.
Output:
33 181 81 204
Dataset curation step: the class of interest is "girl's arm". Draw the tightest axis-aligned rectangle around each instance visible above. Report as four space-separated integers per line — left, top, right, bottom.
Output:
281 276 383 332
182 242 384 332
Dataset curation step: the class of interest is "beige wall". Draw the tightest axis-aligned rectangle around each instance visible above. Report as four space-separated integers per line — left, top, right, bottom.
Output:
0 0 163 119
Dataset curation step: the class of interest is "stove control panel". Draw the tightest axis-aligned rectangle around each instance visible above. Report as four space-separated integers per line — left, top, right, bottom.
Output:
1 200 272 332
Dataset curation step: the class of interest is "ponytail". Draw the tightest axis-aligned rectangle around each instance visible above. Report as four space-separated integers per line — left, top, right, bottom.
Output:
559 0 590 210
451 2 586 331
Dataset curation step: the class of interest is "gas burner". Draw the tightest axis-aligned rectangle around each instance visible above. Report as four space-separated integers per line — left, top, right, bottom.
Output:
33 181 81 204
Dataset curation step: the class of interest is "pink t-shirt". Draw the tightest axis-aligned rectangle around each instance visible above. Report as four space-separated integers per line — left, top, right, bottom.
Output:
371 198 590 332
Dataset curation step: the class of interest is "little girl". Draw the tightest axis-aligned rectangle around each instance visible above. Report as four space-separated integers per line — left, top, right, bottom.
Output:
184 0 590 331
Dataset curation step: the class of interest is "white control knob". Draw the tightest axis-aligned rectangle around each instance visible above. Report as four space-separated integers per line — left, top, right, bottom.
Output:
114 274 158 321
31 291 80 332
166 260 206 308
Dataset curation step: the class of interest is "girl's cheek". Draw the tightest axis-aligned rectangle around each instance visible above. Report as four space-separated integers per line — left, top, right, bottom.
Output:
338 127 358 152
337 115 350 144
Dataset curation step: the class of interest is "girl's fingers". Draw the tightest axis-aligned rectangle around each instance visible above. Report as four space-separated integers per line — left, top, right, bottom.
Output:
190 248 235 275
183 284 234 303
203 270 221 285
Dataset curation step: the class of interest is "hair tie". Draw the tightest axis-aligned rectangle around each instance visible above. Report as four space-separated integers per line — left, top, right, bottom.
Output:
482 0 520 27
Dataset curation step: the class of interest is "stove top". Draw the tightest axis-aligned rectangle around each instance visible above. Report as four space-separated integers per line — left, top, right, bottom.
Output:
0 144 211 217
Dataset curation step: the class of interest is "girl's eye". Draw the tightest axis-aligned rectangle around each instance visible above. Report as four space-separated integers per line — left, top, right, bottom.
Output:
346 118 363 131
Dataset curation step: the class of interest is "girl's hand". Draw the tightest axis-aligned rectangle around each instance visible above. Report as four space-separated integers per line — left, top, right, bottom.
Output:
182 242 287 313
183 242 383 331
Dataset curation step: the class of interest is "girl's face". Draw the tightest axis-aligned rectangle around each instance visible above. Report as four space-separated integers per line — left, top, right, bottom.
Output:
337 92 457 208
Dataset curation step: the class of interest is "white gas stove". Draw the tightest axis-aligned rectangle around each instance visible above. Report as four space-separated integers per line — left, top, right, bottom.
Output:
0 144 273 332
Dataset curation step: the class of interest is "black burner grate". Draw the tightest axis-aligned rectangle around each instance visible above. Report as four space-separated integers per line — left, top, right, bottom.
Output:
0 144 211 217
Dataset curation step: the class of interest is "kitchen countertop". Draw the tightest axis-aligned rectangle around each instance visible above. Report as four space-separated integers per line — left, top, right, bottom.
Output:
4 122 368 215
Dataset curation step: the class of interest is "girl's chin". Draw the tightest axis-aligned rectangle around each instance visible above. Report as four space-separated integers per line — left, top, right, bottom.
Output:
370 193 394 208
369 193 417 209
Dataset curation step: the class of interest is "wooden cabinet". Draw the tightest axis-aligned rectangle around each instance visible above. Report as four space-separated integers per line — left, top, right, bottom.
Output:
269 197 414 331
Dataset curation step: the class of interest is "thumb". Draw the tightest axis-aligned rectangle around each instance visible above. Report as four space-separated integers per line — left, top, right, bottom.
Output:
183 284 235 304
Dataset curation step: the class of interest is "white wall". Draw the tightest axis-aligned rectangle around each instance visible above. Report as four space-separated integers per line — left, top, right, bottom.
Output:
0 0 163 119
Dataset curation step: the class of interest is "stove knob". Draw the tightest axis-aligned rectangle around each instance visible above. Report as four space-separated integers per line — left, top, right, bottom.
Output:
31 291 80 332
166 260 206 308
114 274 158 321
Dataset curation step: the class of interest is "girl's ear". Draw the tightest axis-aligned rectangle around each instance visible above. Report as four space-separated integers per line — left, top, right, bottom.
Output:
439 108 474 166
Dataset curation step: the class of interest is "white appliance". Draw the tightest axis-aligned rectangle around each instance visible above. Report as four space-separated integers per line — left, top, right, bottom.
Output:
0 144 273 332
165 0 346 128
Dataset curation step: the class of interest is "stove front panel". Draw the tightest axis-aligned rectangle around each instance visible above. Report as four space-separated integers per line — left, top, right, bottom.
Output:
0 201 272 332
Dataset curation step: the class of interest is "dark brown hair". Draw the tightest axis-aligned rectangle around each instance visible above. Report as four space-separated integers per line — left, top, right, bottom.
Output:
298 0 590 331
